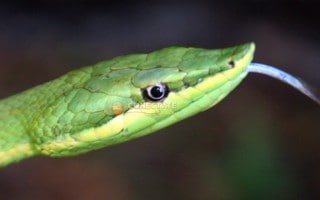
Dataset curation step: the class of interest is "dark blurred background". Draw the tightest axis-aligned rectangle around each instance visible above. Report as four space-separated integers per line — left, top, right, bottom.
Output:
0 1 319 200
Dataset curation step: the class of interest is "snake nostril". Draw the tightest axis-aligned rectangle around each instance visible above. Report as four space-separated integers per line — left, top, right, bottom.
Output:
228 60 235 68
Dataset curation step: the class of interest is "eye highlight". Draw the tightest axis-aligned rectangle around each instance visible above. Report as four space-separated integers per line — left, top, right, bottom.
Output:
144 83 169 101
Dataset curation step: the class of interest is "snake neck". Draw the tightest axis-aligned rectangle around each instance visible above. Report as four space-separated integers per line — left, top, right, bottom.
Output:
0 97 37 167
0 68 92 167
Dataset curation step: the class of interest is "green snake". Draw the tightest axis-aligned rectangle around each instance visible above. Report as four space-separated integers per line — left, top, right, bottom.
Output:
0 43 319 167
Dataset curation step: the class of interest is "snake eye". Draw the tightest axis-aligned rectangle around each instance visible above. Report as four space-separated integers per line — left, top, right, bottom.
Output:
144 83 169 101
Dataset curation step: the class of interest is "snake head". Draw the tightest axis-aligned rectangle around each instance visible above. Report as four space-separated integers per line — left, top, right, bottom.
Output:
32 43 255 156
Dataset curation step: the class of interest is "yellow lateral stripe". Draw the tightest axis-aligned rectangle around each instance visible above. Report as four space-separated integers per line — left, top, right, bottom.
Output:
0 144 35 167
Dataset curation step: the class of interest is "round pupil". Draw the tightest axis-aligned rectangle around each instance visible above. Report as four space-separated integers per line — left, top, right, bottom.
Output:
150 85 164 98
144 83 169 101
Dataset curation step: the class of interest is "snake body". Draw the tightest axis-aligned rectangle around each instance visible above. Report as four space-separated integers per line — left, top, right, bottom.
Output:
0 43 317 167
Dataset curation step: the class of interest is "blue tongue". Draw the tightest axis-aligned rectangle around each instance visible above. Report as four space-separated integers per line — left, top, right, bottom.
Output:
248 62 320 105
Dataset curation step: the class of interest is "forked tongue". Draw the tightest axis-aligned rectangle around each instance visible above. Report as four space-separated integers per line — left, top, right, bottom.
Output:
248 63 320 105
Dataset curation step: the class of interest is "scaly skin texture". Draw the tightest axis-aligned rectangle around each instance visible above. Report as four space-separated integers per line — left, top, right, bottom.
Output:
0 43 255 167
